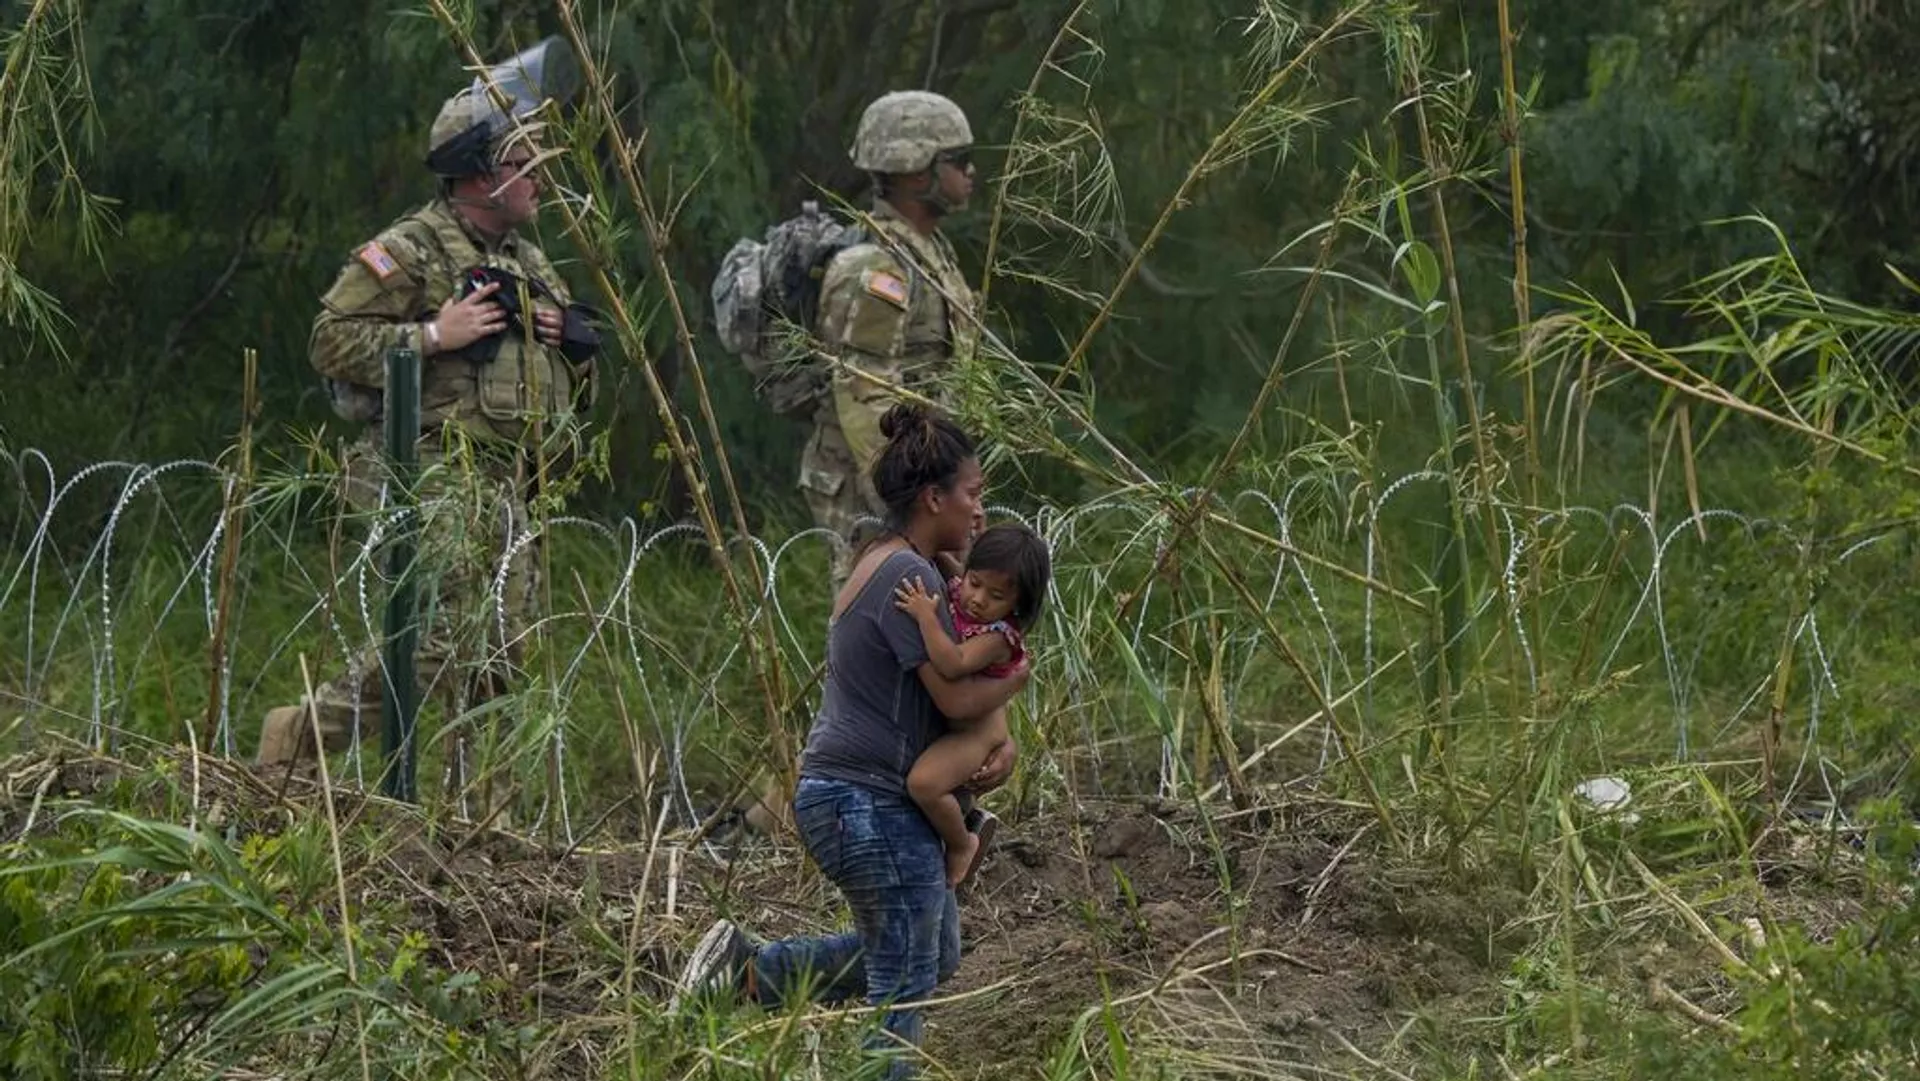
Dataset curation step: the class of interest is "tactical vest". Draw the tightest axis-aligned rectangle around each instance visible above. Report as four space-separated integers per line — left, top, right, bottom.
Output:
405 207 576 446
872 214 977 382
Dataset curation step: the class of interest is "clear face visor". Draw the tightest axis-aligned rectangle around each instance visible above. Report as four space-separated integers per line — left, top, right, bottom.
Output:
442 35 579 180
474 35 578 126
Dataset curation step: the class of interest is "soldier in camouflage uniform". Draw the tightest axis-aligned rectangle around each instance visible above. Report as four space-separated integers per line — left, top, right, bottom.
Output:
734 91 982 836
256 86 597 775
803 90 981 588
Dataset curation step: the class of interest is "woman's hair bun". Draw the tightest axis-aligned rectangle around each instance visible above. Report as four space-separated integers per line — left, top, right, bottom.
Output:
868 402 977 532
879 401 929 441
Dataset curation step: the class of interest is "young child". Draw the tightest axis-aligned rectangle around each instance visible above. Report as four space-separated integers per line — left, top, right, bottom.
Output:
894 522 1052 886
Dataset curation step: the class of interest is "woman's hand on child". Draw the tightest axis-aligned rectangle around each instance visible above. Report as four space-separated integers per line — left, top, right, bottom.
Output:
967 738 1019 793
893 576 942 620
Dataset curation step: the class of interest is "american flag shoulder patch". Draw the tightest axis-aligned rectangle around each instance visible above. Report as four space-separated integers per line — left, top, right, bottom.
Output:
356 241 400 280
863 269 909 309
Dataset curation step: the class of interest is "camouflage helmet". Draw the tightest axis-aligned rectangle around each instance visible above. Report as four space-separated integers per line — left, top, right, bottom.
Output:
426 37 574 178
427 87 508 178
849 91 973 174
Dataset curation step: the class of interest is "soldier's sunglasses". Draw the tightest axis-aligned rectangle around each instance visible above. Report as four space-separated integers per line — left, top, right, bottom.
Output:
933 147 972 170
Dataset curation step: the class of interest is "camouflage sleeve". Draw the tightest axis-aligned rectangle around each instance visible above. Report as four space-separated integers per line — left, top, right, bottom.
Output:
818 245 913 471
309 225 437 387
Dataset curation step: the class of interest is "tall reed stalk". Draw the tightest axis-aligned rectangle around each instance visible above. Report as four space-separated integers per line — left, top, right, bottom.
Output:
423 3 798 785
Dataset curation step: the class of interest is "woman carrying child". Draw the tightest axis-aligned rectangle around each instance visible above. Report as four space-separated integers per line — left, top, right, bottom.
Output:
894 522 1050 885
671 404 1027 1081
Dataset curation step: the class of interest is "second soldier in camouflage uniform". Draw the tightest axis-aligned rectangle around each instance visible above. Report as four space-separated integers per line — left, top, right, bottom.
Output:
803 90 980 588
737 91 984 836
256 85 597 780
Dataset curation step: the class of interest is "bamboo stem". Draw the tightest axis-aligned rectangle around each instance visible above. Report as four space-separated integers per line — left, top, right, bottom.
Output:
1496 0 1538 499
1400 15 1523 762
1049 3 1366 390
1113 170 1360 625
552 0 795 776
423 3 796 786
1199 533 1400 851
203 347 256 752
1497 0 1551 732
977 0 1093 307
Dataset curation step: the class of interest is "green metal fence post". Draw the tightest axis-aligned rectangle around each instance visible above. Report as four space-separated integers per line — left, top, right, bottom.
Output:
382 336 421 801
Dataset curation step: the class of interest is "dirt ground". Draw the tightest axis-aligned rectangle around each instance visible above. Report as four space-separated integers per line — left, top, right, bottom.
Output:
525 792 1527 1076
920 798 1528 1074
7 744 1857 1078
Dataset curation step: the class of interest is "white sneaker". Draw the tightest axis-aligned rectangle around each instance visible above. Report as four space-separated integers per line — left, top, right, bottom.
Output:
669 918 754 1012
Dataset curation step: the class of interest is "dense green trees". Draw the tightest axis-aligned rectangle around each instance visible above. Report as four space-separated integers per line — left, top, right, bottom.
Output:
3 0 1912 519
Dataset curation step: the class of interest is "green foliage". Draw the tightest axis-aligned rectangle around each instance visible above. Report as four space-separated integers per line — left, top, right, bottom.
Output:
0 803 531 1079
0 810 291 1076
1527 37 1807 283
6 0 1917 509
1557 804 1920 1081
6 2 1920 1078
0 0 110 361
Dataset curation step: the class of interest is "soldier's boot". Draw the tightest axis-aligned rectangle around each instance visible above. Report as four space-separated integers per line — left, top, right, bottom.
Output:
256 705 322 783
739 771 792 836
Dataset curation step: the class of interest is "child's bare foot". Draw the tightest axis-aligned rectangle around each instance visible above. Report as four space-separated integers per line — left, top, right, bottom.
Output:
945 833 980 887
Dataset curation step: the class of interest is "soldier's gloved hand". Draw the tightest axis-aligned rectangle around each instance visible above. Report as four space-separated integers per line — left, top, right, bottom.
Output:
558 303 603 364
533 306 565 348
430 279 506 354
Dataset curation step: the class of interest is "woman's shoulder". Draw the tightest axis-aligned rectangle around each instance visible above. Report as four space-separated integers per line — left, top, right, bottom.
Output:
838 545 941 617
866 546 939 585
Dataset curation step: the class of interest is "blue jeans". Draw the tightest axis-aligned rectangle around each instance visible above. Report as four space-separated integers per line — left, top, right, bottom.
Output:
752 777 961 1080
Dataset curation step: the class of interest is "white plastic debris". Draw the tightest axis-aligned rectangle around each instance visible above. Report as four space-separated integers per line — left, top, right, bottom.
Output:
1573 775 1635 818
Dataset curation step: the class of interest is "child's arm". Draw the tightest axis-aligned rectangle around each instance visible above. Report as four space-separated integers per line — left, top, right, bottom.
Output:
894 578 1015 680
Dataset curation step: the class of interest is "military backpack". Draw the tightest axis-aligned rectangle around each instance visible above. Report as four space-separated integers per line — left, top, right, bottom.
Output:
710 201 867 417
